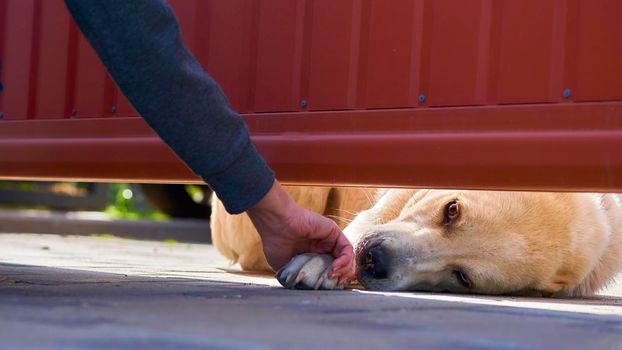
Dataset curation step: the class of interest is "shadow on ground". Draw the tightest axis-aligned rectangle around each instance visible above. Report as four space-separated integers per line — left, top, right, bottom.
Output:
1 262 621 350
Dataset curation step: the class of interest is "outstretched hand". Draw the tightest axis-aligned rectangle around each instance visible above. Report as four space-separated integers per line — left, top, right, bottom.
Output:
247 181 356 285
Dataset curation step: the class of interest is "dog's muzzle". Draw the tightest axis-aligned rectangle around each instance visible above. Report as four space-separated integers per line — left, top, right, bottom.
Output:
358 239 394 281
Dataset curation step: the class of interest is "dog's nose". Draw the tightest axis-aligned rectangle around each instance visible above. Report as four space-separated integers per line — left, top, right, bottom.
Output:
362 242 391 279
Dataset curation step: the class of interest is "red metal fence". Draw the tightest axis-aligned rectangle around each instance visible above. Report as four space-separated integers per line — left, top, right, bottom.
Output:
1 0 621 191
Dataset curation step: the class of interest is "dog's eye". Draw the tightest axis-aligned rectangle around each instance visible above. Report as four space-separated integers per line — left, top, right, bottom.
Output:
443 200 460 225
453 270 472 289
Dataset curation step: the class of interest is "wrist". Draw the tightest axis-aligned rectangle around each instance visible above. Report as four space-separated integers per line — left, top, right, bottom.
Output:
246 181 295 236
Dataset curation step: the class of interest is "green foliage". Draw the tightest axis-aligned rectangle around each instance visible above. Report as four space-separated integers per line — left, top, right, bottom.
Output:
0 181 170 221
0 181 39 191
185 185 205 203
104 183 169 221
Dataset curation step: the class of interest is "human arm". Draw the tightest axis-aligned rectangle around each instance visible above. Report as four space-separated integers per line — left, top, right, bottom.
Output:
64 0 355 280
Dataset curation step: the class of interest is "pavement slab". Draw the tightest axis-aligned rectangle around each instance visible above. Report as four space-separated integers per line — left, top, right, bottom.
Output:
1 234 621 350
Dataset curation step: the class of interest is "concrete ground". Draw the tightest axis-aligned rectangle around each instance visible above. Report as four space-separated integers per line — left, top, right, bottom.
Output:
1 233 621 350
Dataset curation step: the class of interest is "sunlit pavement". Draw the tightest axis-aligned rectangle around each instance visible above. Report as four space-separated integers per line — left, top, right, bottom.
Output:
1 234 621 350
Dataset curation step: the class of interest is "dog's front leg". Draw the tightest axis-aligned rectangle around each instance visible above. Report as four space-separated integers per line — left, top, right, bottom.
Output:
276 254 344 290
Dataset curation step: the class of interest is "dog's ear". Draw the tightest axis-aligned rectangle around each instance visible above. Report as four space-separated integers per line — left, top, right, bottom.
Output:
541 281 567 297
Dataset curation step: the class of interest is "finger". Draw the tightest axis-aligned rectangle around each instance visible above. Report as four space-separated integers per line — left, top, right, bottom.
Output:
330 258 348 279
307 211 355 280
336 258 356 285
329 241 354 278
336 249 356 278
330 237 353 267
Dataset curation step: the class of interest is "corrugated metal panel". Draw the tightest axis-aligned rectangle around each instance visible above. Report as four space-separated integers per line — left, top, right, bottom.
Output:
253 0 306 112
573 0 622 102
73 33 113 118
496 0 556 104
1 0 35 120
363 0 420 108
0 0 621 119
307 0 360 111
202 0 256 113
427 0 483 106
32 0 71 118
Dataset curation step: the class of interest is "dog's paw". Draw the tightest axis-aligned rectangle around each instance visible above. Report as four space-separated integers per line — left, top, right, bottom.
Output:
276 253 343 290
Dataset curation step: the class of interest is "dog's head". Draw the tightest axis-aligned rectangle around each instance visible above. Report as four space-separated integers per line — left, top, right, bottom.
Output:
345 189 606 296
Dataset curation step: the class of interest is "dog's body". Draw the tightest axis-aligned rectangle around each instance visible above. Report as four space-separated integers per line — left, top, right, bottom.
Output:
212 187 622 297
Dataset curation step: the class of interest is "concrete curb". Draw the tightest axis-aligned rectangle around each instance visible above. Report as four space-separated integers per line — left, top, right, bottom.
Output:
0 209 211 243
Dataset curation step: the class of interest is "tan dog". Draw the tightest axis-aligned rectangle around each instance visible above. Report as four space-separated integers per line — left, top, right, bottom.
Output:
212 188 622 297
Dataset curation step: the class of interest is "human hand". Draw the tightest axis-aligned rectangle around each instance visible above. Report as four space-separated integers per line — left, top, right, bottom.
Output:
246 181 356 285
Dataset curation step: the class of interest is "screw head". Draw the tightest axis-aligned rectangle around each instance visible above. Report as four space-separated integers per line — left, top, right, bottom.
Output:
418 94 426 104
562 88 572 99
300 100 308 108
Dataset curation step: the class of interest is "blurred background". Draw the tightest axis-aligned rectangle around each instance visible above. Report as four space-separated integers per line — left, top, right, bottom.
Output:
0 181 213 243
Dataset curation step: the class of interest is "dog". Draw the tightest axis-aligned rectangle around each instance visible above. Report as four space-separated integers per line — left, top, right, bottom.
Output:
211 187 622 297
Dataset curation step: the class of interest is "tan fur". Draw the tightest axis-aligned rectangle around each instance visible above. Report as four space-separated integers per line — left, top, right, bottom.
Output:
212 187 622 296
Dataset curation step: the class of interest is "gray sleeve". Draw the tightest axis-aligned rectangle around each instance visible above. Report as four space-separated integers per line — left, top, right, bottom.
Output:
64 0 275 214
